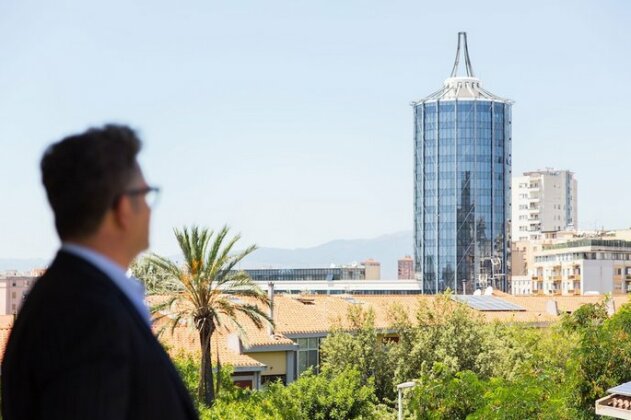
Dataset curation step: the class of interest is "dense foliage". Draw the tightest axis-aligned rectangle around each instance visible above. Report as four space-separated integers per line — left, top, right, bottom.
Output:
174 355 386 419
171 294 631 419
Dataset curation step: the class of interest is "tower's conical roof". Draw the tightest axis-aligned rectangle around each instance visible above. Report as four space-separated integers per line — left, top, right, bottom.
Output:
412 32 513 104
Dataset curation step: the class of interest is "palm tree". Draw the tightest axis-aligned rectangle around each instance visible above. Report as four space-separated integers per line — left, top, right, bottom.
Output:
148 225 272 407
130 256 181 294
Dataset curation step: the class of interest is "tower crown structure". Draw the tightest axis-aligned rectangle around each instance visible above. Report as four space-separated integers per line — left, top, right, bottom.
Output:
412 33 513 294
450 32 475 78
415 32 512 104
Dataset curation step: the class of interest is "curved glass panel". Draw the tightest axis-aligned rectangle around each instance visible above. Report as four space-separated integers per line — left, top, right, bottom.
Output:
414 100 511 293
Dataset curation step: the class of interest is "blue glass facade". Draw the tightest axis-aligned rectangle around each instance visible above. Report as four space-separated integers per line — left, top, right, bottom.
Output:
414 99 512 293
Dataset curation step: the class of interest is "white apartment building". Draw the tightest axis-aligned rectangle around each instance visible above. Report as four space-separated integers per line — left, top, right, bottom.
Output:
531 239 631 296
0 276 37 315
512 169 577 241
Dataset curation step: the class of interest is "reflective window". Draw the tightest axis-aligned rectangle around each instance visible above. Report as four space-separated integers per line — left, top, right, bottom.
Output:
296 337 320 376
414 101 511 293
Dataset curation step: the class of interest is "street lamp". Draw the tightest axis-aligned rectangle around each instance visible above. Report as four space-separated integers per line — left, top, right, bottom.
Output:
397 381 416 420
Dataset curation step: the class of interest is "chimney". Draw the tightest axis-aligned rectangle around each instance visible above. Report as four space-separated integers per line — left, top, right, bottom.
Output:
607 299 616 316
268 282 275 336
546 300 559 316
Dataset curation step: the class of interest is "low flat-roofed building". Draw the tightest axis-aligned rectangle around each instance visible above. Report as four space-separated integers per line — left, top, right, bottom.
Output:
531 239 631 296
253 279 423 295
243 265 370 282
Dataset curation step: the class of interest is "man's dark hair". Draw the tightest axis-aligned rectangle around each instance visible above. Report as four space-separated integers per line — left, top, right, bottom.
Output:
41 124 142 240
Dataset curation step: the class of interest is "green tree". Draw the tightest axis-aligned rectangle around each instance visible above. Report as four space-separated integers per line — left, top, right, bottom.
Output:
469 372 575 420
389 293 493 386
568 302 631 416
265 368 379 420
320 305 398 403
149 225 272 407
408 362 485 420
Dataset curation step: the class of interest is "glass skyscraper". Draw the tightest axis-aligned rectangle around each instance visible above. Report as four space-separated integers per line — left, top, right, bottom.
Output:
413 33 513 294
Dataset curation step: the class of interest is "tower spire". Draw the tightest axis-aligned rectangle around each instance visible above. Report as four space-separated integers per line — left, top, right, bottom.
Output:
450 32 475 78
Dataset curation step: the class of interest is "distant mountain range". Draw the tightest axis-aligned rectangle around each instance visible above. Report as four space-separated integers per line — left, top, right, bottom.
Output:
239 231 414 279
1 231 414 279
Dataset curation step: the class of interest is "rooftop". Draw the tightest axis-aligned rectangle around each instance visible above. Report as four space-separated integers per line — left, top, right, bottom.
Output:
1 294 628 371
543 239 631 251
412 32 512 105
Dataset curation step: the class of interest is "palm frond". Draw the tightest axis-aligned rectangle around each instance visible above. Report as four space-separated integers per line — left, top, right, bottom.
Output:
170 312 185 336
205 226 229 274
212 243 257 286
233 303 273 329
148 225 272 350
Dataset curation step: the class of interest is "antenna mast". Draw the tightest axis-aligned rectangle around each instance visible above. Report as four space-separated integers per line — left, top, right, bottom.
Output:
450 32 475 78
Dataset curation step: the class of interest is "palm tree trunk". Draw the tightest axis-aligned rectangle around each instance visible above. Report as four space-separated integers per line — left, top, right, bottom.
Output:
198 320 215 406
215 340 221 397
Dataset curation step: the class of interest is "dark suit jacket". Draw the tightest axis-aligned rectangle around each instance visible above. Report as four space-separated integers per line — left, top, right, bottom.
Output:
1 251 199 420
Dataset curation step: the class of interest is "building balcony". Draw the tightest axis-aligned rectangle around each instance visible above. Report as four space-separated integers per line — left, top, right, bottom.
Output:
531 275 539 280
626 275 631 280
551 276 562 283
568 274 581 281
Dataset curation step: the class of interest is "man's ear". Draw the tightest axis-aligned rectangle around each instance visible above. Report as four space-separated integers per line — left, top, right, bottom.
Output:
112 195 132 230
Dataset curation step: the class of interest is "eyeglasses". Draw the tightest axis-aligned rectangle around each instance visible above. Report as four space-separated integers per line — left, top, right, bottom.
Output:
120 186 161 208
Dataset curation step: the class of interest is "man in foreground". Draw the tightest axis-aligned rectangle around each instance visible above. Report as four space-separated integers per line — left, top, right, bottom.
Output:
2 125 198 419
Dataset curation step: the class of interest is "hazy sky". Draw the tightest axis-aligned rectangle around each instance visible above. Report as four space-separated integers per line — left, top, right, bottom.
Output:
1 0 630 260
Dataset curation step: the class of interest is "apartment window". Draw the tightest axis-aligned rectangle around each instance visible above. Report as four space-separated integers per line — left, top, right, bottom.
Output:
519 204 528 210
11 292 16 299
617 268 623 275
297 338 320 376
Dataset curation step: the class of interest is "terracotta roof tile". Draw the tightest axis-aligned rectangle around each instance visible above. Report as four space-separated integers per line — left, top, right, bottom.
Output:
153 320 265 369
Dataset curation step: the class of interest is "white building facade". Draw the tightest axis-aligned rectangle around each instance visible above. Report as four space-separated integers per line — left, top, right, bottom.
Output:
512 169 577 241
0 276 37 315
531 239 631 296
